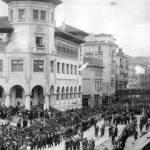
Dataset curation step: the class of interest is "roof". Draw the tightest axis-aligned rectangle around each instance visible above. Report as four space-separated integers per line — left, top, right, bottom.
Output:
83 40 118 47
62 24 89 38
95 33 113 37
0 17 13 33
55 28 85 45
2 0 62 6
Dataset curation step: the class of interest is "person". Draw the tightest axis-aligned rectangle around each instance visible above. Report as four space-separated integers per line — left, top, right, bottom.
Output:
134 130 138 141
23 118 28 128
17 119 21 129
76 138 80 150
91 138 95 150
109 125 113 137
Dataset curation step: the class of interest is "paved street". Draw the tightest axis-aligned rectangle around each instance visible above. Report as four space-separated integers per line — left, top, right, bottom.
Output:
0 110 148 150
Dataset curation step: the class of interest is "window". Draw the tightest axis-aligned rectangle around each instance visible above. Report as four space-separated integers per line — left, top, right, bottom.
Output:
51 12 54 23
57 62 60 73
33 60 44 72
50 61 54 73
71 65 73 74
10 10 13 21
11 60 23 72
33 10 38 20
98 46 101 50
16 87 22 98
40 11 46 20
66 64 69 74
0 60 2 72
19 9 25 20
95 81 97 90
75 65 77 75
0 88 2 97
36 36 44 47
62 63 65 74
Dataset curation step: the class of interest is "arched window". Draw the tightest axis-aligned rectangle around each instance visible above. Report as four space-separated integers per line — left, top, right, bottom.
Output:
50 85 54 94
56 87 60 100
61 87 65 100
74 87 77 98
66 87 69 99
70 87 73 99
78 86 81 98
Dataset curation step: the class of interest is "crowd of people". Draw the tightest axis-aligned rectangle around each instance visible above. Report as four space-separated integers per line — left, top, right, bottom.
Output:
0 103 149 150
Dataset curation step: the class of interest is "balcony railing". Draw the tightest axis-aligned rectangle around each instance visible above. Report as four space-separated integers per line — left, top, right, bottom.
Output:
32 46 47 54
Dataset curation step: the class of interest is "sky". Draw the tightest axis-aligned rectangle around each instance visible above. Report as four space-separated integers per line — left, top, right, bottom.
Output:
0 0 150 57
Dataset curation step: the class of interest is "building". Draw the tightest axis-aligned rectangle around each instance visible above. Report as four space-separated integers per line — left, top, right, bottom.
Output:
138 66 150 89
0 0 84 110
85 33 118 104
59 24 104 107
82 51 103 107
115 48 128 90
127 64 139 89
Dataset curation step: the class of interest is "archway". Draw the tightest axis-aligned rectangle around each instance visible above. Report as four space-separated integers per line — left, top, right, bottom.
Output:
0 86 4 105
31 85 44 107
10 85 25 106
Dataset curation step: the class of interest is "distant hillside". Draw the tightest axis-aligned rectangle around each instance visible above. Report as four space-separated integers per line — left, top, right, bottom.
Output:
127 56 150 67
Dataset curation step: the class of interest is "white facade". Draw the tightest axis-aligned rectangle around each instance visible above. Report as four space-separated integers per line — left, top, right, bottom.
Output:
85 34 118 103
0 0 83 110
82 42 103 107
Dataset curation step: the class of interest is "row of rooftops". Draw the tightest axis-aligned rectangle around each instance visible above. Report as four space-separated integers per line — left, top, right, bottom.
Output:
2 0 62 6
0 16 117 46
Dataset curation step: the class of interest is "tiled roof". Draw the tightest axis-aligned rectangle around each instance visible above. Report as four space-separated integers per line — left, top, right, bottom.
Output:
63 24 89 37
0 17 13 33
55 28 85 45
2 0 62 5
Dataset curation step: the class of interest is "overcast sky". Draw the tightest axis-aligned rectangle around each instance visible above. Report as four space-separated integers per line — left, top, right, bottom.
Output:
0 0 150 57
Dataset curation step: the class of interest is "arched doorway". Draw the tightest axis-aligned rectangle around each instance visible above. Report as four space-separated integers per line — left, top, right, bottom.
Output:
10 85 25 106
31 85 44 107
0 86 4 105
50 85 55 105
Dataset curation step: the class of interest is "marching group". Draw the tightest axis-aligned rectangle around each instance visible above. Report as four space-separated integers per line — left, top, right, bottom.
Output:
0 103 149 150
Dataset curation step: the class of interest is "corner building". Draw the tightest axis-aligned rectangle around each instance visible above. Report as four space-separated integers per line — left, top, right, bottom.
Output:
0 0 83 110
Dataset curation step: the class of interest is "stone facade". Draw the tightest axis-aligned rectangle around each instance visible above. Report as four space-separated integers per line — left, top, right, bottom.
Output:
0 0 83 111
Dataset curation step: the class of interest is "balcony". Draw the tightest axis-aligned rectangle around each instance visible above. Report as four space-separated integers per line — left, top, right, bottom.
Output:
32 46 47 54
84 57 103 68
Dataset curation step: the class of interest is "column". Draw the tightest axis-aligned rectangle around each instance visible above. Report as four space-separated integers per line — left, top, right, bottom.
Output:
25 94 31 110
5 94 10 107
44 94 49 110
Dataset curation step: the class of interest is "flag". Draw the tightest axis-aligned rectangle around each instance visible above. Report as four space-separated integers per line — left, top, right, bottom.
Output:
78 62 89 71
